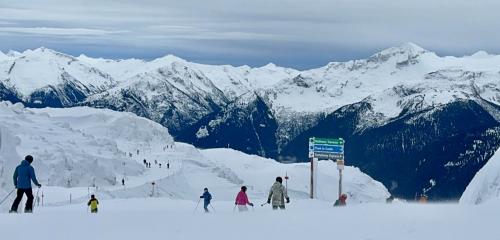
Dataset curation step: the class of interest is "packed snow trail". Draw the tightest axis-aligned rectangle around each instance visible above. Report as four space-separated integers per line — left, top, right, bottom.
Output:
1 198 499 240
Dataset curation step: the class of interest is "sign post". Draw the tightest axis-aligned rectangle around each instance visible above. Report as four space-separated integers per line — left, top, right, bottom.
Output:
308 137 345 200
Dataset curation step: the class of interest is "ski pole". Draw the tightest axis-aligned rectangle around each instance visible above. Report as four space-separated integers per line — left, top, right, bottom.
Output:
260 202 269 207
209 203 216 213
233 204 237 212
0 189 15 206
193 199 201 213
33 187 41 211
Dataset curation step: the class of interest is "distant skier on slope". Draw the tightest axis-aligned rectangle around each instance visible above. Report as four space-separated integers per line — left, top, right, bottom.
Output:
200 188 212 213
235 186 254 212
122 178 125 186
10 155 42 213
87 194 99 213
267 177 289 210
334 194 347 207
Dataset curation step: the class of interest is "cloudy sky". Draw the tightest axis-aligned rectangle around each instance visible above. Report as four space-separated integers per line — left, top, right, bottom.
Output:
0 0 499 69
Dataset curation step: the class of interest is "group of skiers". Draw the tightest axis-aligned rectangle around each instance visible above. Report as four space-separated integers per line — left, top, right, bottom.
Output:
5 155 352 214
199 176 291 213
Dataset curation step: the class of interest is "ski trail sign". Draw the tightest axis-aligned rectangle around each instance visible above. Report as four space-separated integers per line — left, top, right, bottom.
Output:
309 137 344 160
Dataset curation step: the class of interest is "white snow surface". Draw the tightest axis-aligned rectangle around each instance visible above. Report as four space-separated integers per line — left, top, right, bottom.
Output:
0 102 388 209
1 198 500 240
460 148 500 204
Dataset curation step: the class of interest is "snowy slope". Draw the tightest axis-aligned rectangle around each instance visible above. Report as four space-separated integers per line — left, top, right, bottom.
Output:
0 102 388 207
1 198 500 240
460 147 500 204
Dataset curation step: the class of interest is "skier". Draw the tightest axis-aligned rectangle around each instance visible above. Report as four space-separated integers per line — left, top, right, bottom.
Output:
199 188 212 213
10 155 42 213
155 160 157 165
267 177 289 210
149 162 152 168
167 163 170 169
137 149 139 155
87 194 99 213
159 163 162 168
235 186 254 211
334 194 347 207
122 178 125 186
143 159 147 165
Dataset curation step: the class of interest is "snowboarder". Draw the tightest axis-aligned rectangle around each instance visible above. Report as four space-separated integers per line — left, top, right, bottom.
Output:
235 186 254 211
87 194 99 213
334 194 347 207
267 177 289 210
199 188 212 213
10 155 42 213
122 178 125 186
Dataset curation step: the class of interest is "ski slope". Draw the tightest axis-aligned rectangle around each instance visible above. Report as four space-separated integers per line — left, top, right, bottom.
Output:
0 198 499 240
0 101 388 209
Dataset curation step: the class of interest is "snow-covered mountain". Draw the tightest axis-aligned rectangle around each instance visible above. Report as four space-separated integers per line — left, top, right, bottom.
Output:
0 101 388 207
0 43 499 200
0 48 116 107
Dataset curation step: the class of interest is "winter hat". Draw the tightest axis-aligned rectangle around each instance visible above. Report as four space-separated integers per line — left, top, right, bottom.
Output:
276 176 283 183
204 188 208 191
241 186 247 192
25 155 34 163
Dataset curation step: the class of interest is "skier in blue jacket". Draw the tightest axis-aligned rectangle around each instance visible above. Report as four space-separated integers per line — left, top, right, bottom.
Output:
10 155 41 213
200 188 212 213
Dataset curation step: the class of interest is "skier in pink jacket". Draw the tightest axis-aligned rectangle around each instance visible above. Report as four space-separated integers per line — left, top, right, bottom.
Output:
235 186 254 212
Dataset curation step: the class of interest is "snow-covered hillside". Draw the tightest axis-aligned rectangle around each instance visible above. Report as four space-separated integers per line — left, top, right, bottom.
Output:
1 43 499 200
460 148 500 204
0 102 388 209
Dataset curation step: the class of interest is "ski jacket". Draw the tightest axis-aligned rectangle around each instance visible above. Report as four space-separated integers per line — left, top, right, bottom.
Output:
235 191 250 205
268 181 288 207
200 191 212 204
13 160 40 189
88 198 99 210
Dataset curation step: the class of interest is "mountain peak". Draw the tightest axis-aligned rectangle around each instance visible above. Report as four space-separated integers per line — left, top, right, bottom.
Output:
368 42 430 63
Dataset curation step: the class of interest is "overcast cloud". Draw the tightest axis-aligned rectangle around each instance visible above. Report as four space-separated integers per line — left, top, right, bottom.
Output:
0 0 499 69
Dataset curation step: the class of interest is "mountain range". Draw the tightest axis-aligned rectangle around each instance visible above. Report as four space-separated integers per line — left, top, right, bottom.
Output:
1 43 499 200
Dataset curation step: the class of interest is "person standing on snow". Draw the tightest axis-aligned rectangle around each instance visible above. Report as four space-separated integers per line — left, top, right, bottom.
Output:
200 188 212 213
87 194 99 213
334 193 347 207
235 186 254 212
267 177 289 210
10 155 42 213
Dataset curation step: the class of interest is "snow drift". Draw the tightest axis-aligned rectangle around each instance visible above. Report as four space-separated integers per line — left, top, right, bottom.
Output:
460 148 500 204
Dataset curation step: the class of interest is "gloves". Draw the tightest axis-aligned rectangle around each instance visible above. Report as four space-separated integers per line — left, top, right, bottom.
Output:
249 203 254 207
286 197 290 203
235 202 238 205
267 199 271 204
37 184 42 188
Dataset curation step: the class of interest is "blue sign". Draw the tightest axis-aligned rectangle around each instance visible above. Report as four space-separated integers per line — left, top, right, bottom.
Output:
313 144 343 153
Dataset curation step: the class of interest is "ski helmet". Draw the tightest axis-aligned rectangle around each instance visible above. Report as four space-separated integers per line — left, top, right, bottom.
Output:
25 155 34 163
241 186 247 192
276 176 283 183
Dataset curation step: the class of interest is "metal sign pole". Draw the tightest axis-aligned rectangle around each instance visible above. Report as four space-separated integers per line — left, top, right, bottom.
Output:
310 157 314 199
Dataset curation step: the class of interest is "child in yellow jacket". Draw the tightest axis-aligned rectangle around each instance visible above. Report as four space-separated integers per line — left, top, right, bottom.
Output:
87 195 99 213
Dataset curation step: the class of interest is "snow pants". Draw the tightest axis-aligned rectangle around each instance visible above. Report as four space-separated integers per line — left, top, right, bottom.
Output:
272 205 285 210
11 188 34 212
